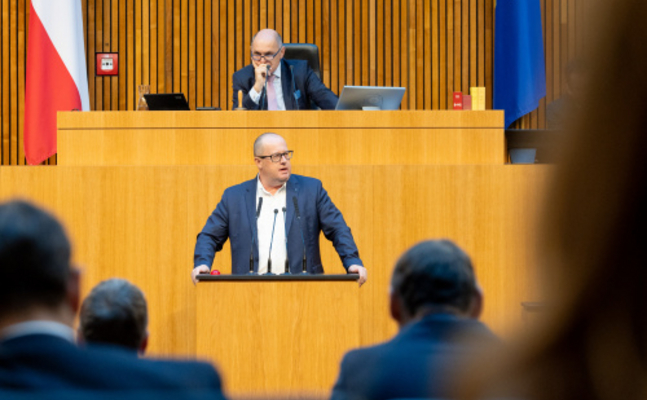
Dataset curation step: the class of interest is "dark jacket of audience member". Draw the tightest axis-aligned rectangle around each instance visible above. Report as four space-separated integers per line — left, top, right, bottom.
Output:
0 200 224 396
79 278 149 353
331 239 497 400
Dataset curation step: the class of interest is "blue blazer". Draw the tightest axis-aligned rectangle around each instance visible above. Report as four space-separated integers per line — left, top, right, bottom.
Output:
232 59 339 110
331 314 498 400
0 333 223 393
194 174 363 274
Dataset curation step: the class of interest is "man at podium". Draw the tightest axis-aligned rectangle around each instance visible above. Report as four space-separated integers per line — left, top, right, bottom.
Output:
192 133 367 285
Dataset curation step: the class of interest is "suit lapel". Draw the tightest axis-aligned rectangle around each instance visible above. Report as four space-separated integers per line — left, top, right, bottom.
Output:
281 60 296 110
244 178 258 271
286 175 298 237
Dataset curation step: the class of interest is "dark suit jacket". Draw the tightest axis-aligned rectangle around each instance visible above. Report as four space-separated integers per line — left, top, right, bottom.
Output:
0 333 223 395
331 314 498 400
232 59 338 110
194 174 363 274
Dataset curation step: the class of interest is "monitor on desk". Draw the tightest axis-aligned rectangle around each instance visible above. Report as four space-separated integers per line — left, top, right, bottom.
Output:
144 93 191 110
335 86 406 110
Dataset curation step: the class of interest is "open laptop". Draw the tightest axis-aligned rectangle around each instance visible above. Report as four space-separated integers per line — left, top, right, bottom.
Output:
335 86 406 110
144 93 190 111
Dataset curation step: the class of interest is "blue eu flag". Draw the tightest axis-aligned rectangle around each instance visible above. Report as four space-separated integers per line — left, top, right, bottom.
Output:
494 0 546 127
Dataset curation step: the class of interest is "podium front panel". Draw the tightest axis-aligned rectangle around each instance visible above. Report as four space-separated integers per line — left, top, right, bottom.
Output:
196 279 360 395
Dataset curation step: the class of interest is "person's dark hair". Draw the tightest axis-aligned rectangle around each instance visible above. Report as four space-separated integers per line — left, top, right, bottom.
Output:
79 278 148 350
391 239 477 316
0 200 71 316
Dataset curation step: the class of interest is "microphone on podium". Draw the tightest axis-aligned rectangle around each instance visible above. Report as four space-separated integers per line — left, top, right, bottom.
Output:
292 196 308 274
248 197 263 275
265 208 278 275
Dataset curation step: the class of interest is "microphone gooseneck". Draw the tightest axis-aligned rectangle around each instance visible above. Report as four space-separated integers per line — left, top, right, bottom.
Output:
292 196 308 274
248 197 263 274
282 207 291 274
266 208 279 275
261 64 270 110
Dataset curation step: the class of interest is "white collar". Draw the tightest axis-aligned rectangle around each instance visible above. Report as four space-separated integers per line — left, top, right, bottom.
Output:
257 175 287 196
1 320 75 343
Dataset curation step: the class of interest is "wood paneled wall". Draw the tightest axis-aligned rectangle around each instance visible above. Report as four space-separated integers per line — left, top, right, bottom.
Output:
2 0 590 165
0 165 549 359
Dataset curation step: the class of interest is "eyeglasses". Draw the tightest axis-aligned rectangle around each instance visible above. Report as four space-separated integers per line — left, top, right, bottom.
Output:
251 46 283 62
256 150 294 162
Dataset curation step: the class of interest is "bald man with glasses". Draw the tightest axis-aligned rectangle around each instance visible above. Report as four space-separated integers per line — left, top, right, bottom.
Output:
232 29 339 110
193 133 367 285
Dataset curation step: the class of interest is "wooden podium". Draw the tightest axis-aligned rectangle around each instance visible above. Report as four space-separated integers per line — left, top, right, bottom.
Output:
196 274 360 396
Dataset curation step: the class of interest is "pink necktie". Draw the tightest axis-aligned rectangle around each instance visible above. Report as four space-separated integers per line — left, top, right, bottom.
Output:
266 75 278 110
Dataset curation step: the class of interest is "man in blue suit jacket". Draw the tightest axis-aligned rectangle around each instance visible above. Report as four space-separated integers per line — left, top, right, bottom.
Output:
232 29 338 110
193 133 367 285
331 240 498 400
0 200 224 396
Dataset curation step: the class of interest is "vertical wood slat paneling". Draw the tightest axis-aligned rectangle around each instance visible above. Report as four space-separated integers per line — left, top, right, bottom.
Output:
17 0 25 164
96 0 103 110
2 0 8 165
9 0 17 165
111 0 118 109
1 0 588 164
120 0 128 107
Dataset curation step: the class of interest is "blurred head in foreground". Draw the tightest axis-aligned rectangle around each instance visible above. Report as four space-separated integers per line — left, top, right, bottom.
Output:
79 278 149 354
390 239 483 327
331 239 493 400
463 2 647 400
0 199 78 329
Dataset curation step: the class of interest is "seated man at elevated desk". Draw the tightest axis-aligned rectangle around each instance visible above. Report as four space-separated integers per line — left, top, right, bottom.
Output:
192 133 367 285
232 29 338 110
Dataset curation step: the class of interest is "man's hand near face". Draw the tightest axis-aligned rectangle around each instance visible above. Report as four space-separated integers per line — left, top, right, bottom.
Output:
253 63 269 93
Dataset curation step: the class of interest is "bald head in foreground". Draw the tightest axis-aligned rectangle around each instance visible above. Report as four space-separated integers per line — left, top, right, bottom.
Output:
0 199 223 396
193 132 367 285
331 239 497 400
232 29 339 110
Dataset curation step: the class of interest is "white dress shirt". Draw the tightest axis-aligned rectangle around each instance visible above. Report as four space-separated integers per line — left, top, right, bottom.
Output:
256 177 288 274
249 66 287 110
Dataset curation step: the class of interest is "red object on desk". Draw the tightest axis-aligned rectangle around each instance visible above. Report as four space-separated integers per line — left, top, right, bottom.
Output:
453 92 463 110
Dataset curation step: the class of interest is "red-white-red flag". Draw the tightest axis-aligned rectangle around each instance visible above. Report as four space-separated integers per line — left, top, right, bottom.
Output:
25 0 90 165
